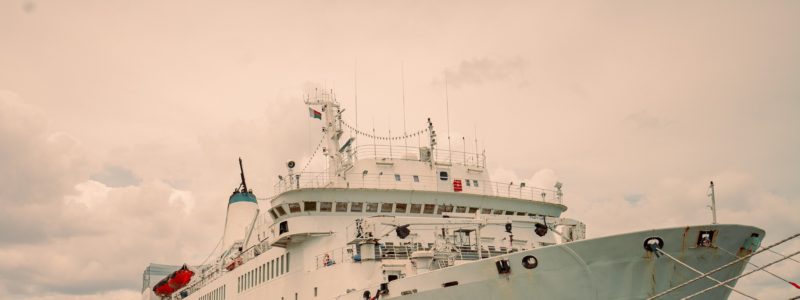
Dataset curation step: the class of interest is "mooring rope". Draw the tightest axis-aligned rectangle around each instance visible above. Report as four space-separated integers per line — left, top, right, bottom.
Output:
654 248 756 299
682 249 800 299
648 232 800 299
717 246 799 290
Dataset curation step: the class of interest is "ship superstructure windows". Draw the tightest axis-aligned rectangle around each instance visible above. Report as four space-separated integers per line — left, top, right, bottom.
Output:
395 203 407 213
469 207 479 213
320 202 332 212
473 180 479 187
482 208 492 214
201 285 225 300
394 174 401 181
413 175 420 182
381 203 393 213
439 171 449 181
410 204 422 213
350 202 363 212
456 206 467 213
335 202 348 212
304 201 317 211
423 204 436 214
288 203 301 213
366 202 379 212
275 206 287 216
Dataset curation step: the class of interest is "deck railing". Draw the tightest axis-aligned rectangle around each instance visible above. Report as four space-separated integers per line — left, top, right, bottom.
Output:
274 171 561 204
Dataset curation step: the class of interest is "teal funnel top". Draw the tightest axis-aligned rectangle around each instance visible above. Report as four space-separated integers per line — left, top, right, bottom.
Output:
229 192 257 205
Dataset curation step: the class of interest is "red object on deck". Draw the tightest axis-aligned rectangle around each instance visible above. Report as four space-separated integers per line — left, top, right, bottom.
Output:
152 264 195 297
453 180 463 192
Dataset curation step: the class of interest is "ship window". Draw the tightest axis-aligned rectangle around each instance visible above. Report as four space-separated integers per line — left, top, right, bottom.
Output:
381 203 393 213
286 252 290 272
413 175 419 182
516 212 526 216
269 209 278 219
468 207 479 213
281 255 285 274
493 210 504 215
262 264 266 283
288 203 301 213
304 201 317 211
439 171 449 181
315 287 318 297
437 204 453 214
320 202 332 212
351 202 363 212
394 174 401 181
275 206 286 216
456 206 467 213
473 180 479 187
335 202 348 212
465 180 471 187
395 203 407 213
366 203 379 212
505 211 515 215
423 204 436 214
410 204 422 213
481 208 492 214
267 261 270 280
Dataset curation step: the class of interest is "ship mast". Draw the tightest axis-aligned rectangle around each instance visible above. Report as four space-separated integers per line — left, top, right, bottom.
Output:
305 89 344 180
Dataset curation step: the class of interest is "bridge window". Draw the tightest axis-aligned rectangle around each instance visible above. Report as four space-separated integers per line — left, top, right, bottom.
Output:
516 212 526 216
423 204 436 214
304 201 317 212
335 202 348 212
439 171 449 181
473 180 479 187
320 202 332 212
493 210 504 215
366 202 379 212
269 209 278 219
394 174 401 181
413 175 420 182
288 203 301 213
395 203 407 213
381 203 393 213
456 206 467 213
351 202 363 212
481 208 492 214
469 207 479 213
465 180 471 187
505 211 515 215
410 204 422 213
275 206 287 216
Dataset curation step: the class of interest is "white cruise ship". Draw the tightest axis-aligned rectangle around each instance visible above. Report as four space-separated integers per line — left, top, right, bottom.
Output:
141 90 765 300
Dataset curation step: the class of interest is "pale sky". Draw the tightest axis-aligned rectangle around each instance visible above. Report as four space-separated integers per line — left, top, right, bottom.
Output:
1 1 799 299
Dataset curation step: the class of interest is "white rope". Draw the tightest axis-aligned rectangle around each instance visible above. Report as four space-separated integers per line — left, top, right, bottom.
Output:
648 232 800 299
654 248 756 299
683 249 800 299
717 246 799 289
299 135 325 174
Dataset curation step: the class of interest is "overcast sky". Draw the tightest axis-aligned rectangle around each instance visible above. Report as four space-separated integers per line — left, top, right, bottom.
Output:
1 1 799 299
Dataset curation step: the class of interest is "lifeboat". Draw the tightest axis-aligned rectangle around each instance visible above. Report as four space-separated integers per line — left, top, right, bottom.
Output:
152 264 195 297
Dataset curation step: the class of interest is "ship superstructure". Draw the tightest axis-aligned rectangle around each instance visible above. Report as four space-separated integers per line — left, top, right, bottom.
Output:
142 90 770 300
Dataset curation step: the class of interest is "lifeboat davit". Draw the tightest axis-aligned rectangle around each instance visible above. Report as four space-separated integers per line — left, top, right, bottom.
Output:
152 264 195 297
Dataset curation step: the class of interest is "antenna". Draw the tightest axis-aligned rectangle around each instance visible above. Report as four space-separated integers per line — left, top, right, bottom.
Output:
354 59 358 158
402 61 408 149
708 181 717 224
445 75 452 164
239 157 248 193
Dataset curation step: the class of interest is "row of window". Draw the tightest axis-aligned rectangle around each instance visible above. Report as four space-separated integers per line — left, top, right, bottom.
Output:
200 285 225 300
391 172 481 188
269 202 534 219
238 253 289 293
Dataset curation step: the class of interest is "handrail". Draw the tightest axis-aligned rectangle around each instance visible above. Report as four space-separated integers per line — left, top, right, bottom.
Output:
274 172 561 204
348 144 485 168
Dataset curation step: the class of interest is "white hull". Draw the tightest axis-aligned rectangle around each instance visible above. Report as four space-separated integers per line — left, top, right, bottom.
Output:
168 224 760 300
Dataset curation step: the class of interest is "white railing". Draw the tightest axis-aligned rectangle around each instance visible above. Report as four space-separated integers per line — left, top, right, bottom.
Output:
348 145 486 168
274 172 561 204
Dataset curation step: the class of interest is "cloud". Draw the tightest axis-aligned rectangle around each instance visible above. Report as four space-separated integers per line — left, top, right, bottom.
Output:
90 166 141 188
625 110 662 129
435 57 529 88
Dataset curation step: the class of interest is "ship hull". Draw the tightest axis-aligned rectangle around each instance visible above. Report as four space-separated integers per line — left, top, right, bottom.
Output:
341 224 762 300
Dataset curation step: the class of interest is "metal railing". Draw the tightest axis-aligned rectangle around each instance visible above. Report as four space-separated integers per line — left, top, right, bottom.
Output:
313 242 518 270
347 145 486 168
274 172 561 204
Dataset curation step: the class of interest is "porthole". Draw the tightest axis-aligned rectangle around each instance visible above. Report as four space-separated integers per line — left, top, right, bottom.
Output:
522 255 538 269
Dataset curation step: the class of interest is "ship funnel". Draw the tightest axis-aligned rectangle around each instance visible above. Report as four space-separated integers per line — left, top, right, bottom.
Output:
222 158 258 252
